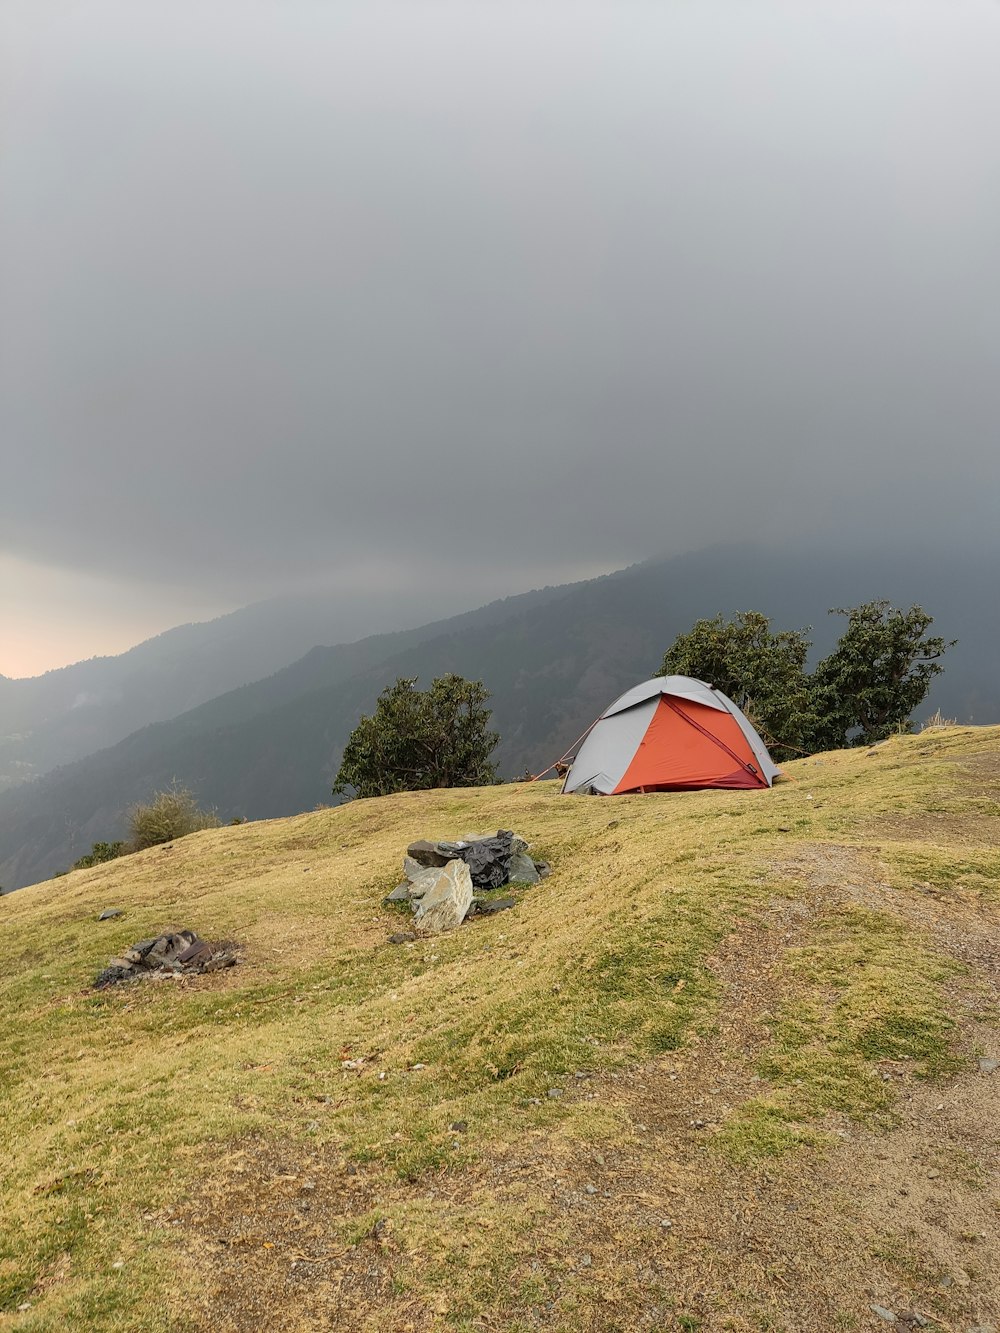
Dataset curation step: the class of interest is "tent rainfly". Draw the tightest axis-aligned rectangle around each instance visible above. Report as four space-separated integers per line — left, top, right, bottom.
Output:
560 675 779 795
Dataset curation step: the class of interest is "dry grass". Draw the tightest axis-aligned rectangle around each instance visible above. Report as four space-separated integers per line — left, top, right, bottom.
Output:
2 727 999 1330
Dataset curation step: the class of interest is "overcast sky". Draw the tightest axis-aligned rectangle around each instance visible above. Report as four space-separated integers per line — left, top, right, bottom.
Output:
2 1 999 676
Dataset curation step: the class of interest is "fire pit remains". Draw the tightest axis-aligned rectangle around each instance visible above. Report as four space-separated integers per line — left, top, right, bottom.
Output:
94 930 238 988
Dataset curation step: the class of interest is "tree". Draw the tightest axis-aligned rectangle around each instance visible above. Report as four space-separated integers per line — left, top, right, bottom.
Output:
72 840 127 870
807 601 955 748
655 601 955 758
128 785 220 850
656 610 815 757
333 674 500 799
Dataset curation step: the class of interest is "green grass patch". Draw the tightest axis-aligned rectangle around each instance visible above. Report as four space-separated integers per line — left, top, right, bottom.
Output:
718 904 963 1160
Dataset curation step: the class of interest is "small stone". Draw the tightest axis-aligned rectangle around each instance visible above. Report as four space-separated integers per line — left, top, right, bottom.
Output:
584 1184 597 1195
384 884 412 904
659 1218 672 1229
98 908 123 920
547 1088 562 1099
776 825 791 833
388 932 416 944
927 1168 940 1179
978 1057 999 1074
470 896 516 917
580 1253 592 1267
870 1305 897 1323
449 1121 468 1133
939 1275 954 1289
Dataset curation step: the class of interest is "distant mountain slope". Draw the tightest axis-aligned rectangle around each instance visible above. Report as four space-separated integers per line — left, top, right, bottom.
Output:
0 582 567 790
1 540 996 891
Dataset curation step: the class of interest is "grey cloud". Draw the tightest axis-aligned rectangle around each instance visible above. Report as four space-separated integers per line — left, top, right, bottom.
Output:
2 1 999 607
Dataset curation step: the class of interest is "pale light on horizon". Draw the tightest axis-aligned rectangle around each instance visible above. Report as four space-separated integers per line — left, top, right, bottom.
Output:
0 556 236 678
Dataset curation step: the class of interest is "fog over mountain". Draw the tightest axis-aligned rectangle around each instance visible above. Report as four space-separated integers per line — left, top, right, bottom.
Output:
3 2 999 676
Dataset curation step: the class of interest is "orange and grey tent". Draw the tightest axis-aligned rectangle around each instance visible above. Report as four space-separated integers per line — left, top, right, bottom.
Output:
561 675 779 795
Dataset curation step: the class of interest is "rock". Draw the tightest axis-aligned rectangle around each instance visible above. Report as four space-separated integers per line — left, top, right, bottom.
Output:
384 883 412 904
470 896 516 917
145 931 197 967
177 939 214 965
547 1087 563 1099
203 952 237 972
405 866 444 901
507 850 541 884
978 1057 999 1074
870 1306 897 1323
533 860 551 879
449 1121 468 1133
388 932 416 944
406 840 453 869
402 855 425 879
412 861 473 934
94 965 135 988
98 909 123 921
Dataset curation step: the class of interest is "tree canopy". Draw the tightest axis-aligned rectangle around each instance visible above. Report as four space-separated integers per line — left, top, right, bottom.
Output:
657 610 814 757
808 601 954 748
656 601 954 755
332 673 499 799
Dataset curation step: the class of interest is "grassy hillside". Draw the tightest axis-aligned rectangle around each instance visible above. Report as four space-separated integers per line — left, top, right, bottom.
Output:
2 728 999 1331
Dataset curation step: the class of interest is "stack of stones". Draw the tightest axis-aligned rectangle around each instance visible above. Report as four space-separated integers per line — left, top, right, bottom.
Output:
94 930 238 988
384 830 549 936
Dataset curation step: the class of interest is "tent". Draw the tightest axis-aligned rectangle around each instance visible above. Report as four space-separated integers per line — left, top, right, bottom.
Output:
560 675 779 795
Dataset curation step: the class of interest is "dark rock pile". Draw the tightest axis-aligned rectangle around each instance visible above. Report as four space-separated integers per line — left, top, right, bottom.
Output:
384 830 549 937
94 930 238 988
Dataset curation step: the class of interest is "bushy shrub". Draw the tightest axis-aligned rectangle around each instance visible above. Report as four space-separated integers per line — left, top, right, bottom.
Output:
128 786 220 850
72 840 127 870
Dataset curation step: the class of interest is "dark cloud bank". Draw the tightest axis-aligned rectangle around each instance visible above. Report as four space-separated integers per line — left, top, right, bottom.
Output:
2 2 999 628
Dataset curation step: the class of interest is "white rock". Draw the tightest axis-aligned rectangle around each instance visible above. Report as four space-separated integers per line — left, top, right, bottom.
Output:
412 860 474 933
406 865 447 900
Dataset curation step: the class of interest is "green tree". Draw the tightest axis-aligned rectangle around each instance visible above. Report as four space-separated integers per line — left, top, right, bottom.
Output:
807 601 955 748
72 840 127 871
656 610 815 757
333 674 500 799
